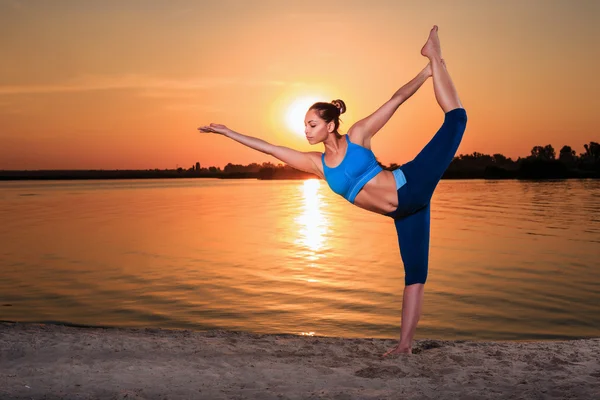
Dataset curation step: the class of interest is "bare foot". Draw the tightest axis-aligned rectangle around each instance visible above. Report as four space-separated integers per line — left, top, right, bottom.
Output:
421 25 442 60
381 344 412 358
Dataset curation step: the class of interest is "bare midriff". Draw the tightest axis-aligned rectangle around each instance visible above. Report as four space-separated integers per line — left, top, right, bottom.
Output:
351 169 399 215
312 133 400 216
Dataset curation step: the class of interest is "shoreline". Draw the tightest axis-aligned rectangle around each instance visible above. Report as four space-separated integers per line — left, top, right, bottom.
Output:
0 319 597 342
2 322 599 399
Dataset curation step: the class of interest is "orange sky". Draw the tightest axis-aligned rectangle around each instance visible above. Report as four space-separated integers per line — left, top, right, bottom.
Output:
1 0 598 170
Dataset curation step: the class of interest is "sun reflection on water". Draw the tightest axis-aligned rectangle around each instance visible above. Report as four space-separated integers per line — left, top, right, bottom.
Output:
295 179 328 258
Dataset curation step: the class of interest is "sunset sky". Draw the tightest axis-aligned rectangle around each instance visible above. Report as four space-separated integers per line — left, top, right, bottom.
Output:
1 0 598 170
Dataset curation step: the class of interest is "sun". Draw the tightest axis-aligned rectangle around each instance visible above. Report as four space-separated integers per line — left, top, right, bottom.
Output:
285 96 321 137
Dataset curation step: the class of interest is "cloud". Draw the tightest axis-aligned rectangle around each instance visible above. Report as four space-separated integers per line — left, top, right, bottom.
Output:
0 75 291 95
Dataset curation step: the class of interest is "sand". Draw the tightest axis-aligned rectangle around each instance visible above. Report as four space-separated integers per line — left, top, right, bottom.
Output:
1 322 599 399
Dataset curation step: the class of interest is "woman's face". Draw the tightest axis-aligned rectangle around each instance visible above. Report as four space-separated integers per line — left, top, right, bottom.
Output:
304 109 333 145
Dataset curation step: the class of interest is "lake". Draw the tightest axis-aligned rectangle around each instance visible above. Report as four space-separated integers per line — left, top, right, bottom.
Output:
1 178 599 340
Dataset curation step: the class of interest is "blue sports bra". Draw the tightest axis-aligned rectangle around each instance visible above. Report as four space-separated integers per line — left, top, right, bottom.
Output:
322 134 383 203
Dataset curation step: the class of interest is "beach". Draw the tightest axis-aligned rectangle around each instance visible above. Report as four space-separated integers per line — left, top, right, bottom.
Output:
1 322 599 399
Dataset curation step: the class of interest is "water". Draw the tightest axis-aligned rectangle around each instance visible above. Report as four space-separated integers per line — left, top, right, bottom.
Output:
1 178 599 340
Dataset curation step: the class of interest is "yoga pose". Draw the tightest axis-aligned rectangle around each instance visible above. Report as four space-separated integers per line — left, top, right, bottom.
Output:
199 26 467 357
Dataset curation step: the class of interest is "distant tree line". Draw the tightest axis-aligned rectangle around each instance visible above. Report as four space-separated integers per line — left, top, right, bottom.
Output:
1 142 598 180
201 141 600 180
439 141 600 179
183 162 316 180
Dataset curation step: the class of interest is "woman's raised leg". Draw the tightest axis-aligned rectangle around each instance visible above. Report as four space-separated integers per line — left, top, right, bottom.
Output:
421 25 463 113
400 26 468 206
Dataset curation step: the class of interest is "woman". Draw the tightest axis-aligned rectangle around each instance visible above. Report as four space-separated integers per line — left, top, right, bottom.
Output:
199 26 467 357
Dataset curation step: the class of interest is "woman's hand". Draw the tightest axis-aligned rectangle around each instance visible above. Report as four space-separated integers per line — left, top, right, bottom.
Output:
198 123 231 136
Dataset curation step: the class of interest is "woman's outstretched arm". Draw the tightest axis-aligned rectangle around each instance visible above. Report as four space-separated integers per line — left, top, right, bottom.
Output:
350 64 432 144
198 124 323 177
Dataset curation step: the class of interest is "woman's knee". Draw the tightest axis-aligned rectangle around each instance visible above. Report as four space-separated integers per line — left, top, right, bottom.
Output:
444 107 467 123
405 267 428 286
442 108 468 138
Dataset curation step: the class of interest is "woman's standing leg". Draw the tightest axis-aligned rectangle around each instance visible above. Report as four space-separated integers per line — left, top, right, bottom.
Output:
382 203 429 357
383 26 466 357
398 204 430 353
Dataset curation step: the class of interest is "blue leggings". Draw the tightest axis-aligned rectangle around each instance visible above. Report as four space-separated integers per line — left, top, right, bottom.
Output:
386 108 468 286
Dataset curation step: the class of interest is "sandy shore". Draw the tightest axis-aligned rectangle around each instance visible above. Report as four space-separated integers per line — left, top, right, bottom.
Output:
1 322 599 399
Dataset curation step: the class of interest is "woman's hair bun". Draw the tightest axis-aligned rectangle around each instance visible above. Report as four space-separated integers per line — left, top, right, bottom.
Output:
331 99 346 115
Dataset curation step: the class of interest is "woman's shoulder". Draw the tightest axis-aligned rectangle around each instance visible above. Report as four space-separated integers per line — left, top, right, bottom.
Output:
347 130 372 150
